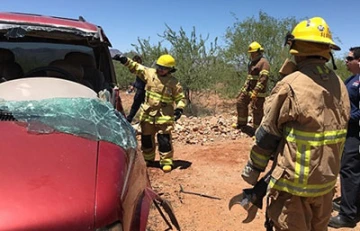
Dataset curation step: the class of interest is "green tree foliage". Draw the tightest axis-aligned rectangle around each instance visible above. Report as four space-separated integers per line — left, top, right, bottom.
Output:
114 11 351 116
334 54 351 81
159 24 219 91
158 25 223 115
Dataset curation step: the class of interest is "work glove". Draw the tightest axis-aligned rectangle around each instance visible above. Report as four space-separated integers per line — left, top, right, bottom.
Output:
174 108 183 121
113 54 128 64
241 162 261 186
250 91 258 110
250 90 258 99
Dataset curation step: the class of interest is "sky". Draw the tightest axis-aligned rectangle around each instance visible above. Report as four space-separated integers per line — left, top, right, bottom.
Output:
1 0 356 58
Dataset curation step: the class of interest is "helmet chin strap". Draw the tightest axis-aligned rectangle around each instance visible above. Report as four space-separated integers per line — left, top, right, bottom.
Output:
330 52 337 70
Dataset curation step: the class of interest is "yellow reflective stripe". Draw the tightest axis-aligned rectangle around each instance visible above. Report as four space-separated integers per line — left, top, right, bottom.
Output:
286 127 346 185
271 127 347 197
316 66 323 74
269 177 336 197
143 152 155 161
294 143 310 184
247 74 259 80
259 70 269 76
285 127 347 146
256 92 267 97
241 88 249 93
250 149 270 169
146 91 173 103
240 90 266 97
140 114 173 124
255 82 265 90
177 101 186 109
238 116 248 122
174 92 185 101
316 65 330 75
160 158 173 166
127 60 145 77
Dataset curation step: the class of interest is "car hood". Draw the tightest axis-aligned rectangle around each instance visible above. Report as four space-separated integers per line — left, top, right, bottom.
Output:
0 78 138 230
0 122 98 231
0 77 97 101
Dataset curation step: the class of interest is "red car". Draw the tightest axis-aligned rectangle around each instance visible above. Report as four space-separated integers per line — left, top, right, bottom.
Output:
0 12 179 231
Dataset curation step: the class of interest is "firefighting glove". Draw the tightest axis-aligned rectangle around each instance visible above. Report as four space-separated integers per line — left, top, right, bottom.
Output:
174 108 183 121
113 54 128 64
241 162 261 186
250 91 258 99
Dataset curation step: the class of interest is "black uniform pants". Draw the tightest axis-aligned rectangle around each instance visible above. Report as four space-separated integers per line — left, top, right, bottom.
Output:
339 135 360 220
126 88 145 122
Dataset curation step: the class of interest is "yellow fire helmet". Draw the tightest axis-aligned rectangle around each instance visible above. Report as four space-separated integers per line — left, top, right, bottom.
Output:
248 41 264 53
286 17 340 51
156 54 176 68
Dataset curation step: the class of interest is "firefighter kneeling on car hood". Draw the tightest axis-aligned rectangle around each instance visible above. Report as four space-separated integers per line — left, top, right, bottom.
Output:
240 17 350 230
114 54 186 173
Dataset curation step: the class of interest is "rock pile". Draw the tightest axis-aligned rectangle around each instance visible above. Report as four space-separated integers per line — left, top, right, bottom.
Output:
132 114 253 145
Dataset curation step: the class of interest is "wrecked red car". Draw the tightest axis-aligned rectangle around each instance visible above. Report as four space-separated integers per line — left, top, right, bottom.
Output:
0 12 179 231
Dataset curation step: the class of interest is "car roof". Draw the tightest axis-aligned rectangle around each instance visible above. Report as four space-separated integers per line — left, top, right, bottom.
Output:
0 12 111 45
0 12 98 32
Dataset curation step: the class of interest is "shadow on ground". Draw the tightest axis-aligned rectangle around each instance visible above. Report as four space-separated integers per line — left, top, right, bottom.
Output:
146 160 192 170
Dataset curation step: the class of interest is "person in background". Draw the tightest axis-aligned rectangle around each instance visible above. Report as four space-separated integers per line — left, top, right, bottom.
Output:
113 53 186 173
233 41 270 135
126 55 146 123
240 17 350 230
328 46 360 229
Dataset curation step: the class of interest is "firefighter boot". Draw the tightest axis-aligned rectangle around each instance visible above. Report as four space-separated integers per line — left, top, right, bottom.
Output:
231 123 246 129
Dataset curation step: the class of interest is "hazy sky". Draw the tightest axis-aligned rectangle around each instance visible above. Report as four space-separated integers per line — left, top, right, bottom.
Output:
2 0 356 57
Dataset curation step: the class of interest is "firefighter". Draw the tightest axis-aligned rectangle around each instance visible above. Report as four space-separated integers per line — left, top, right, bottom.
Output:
113 54 186 173
233 41 270 132
240 17 350 230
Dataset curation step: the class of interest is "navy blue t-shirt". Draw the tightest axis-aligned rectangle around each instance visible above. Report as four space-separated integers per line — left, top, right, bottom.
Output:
344 74 360 136
133 76 145 90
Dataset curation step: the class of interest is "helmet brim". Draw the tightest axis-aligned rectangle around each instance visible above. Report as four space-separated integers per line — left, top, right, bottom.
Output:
293 37 340 51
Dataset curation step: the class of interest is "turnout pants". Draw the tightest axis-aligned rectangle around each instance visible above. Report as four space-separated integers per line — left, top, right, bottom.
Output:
267 189 333 231
339 135 360 220
236 92 265 128
140 122 174 166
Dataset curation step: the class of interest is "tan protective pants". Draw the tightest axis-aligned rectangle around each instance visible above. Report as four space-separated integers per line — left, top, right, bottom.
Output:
140 122 174 166
236 93 265 128
267 189 334 231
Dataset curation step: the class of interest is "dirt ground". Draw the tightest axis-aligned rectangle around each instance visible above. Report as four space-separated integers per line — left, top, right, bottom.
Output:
146 140 360 231
119 91 360 231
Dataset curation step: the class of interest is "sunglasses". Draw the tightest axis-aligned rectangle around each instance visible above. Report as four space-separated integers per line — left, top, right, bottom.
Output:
346 56 356 61
157 65 171 71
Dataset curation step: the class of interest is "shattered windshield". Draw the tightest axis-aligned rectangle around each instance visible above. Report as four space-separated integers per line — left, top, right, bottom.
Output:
0 98 137 150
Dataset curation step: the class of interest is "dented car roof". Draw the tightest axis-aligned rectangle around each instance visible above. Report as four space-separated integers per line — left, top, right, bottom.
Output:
0 12 111 46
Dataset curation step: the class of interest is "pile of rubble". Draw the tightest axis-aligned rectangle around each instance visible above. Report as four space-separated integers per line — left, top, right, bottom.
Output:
172 115 252 145
132 114 253 145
